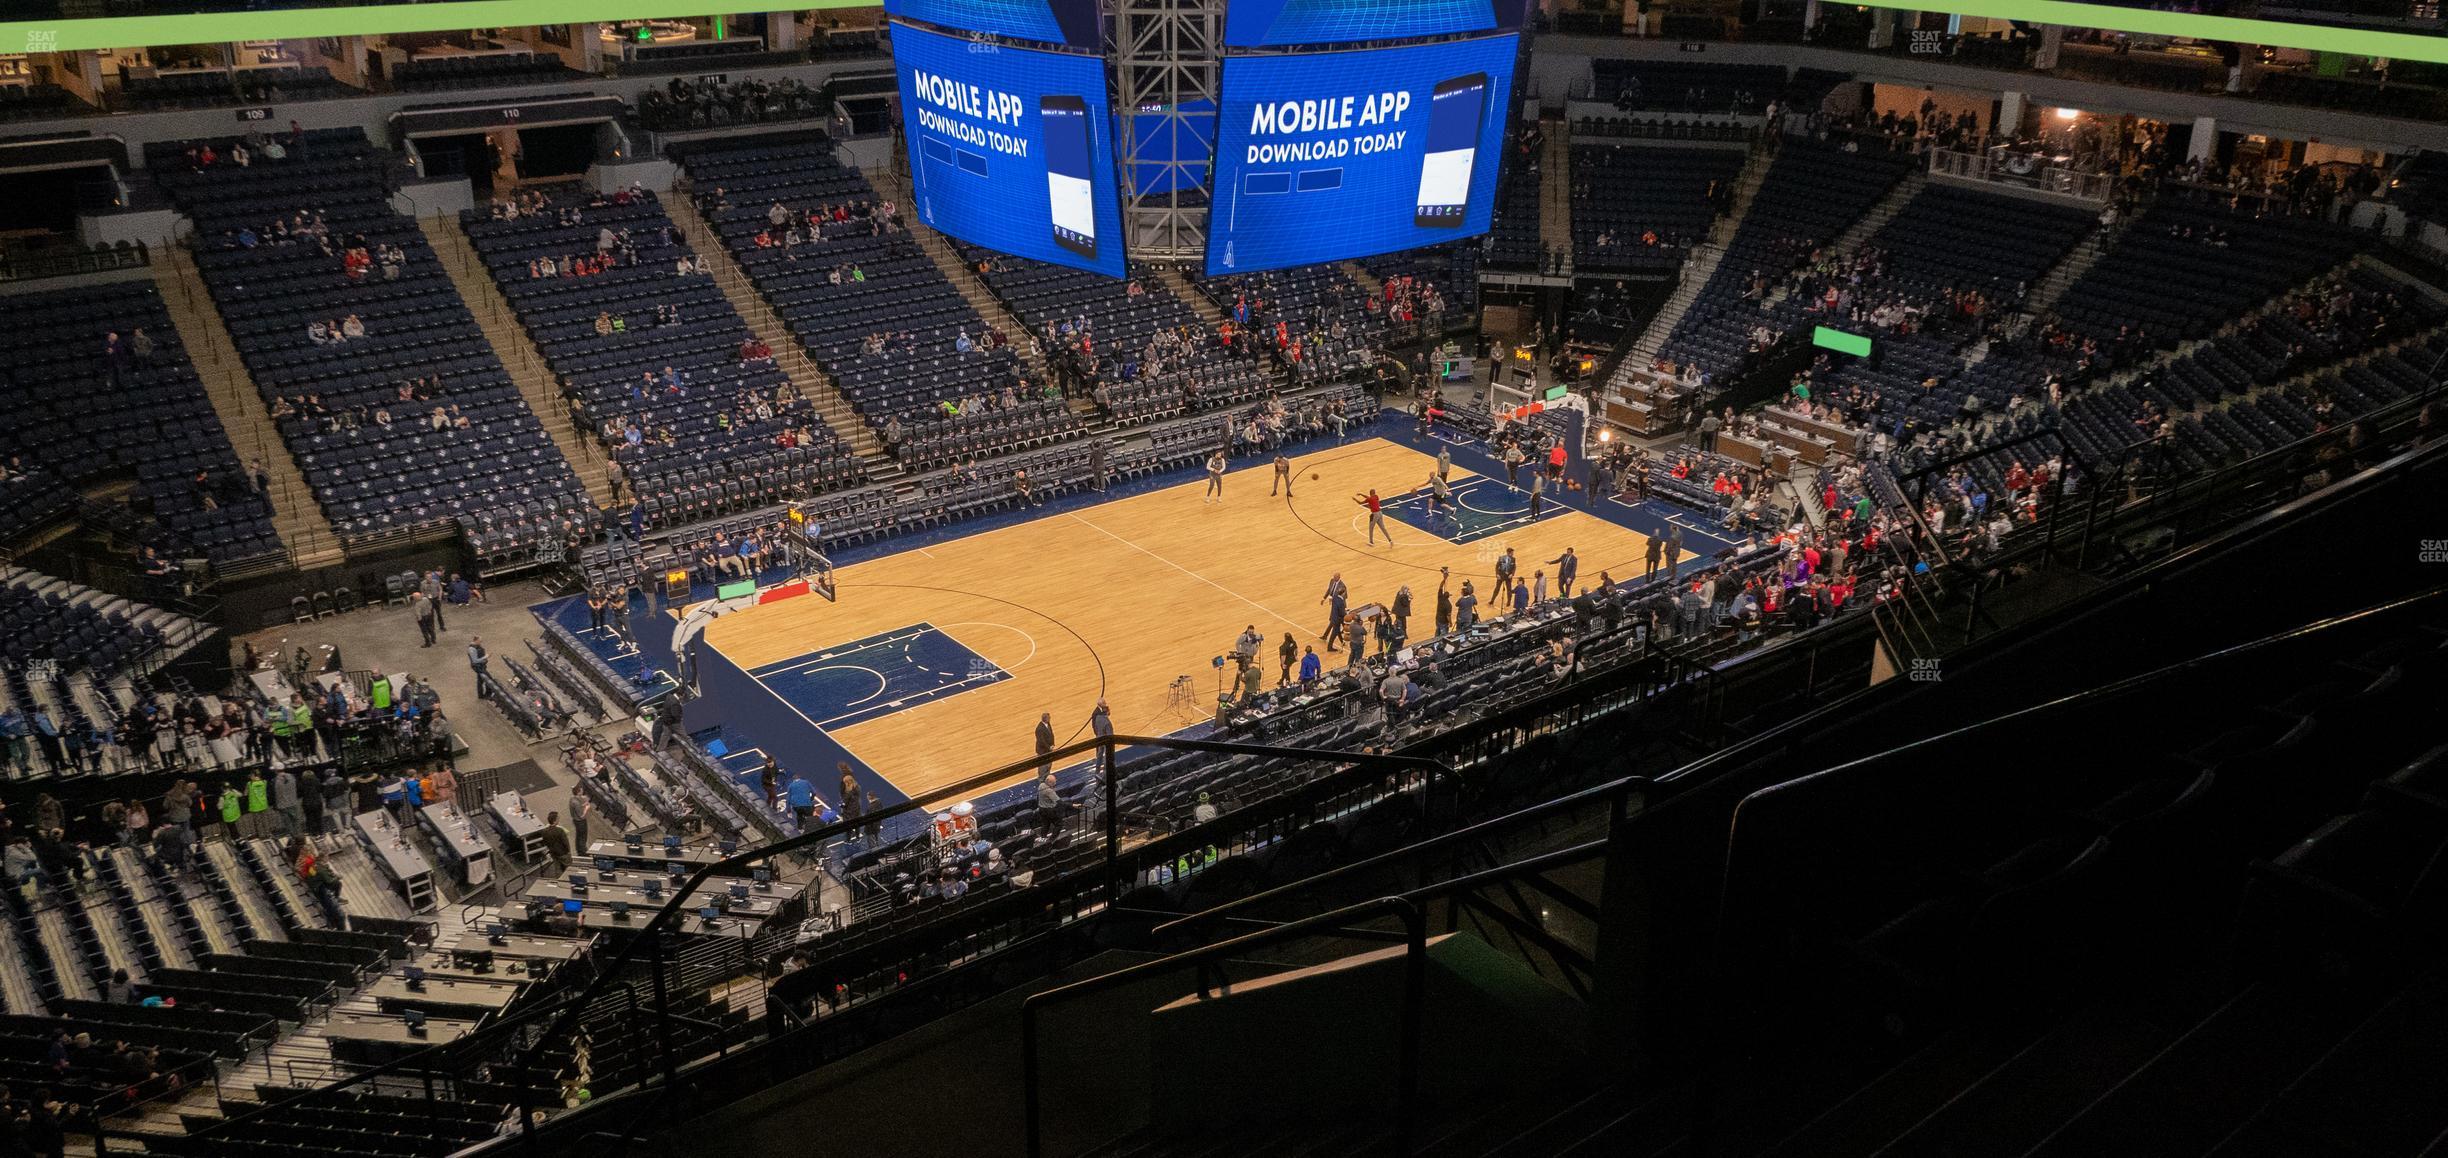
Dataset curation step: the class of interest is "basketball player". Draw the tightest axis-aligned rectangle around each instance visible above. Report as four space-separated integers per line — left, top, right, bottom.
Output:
1204 450 1226 503
1272 453 1293 497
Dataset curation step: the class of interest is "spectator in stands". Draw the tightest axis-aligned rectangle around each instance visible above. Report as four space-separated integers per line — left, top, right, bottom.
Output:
316 768 347 838
270 768 302 837
118 797 147 848
4 836 38 893
291 836 347 930
0 706 25 777
1036 770 1061 836
26 707 61 773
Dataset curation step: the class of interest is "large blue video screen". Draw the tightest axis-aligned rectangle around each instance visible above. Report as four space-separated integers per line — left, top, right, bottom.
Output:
1205 35 1517 276
884 0 1103 48
1223 0 1525 48
892 21 1127 278
1125 99 1215 197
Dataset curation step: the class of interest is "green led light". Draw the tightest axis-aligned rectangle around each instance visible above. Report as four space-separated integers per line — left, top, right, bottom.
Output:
1858 0 2448 65
1813 326 1874 358
0 0 872 54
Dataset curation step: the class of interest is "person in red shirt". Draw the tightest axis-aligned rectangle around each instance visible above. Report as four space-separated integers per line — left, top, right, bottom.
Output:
1548 442 1568 483
1356 489 1394 546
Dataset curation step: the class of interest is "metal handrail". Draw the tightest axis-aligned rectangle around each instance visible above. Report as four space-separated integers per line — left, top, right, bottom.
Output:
385 732 1442 1149
1154 774 1650 938
228 388 2445 1150
1019 895 1428 1158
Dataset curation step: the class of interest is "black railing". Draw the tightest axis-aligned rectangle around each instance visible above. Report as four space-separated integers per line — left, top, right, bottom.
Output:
1020 895 1430 1158
183 733 1446 1152
0 241 150 284
206 363 2448 1152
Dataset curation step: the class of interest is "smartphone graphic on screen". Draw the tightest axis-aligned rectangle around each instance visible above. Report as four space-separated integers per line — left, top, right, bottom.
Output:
1415 72 1489 228
1042 94 1099 260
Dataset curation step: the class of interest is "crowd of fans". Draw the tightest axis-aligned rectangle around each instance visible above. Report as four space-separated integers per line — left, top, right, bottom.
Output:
634 75 829 132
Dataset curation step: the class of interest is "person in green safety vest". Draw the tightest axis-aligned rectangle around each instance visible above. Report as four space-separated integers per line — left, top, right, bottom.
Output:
217 782 242 840
244 769 270 840
368 669 393 712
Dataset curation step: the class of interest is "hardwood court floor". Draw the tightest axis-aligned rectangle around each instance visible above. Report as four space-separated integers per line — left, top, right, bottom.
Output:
698 437 1681 802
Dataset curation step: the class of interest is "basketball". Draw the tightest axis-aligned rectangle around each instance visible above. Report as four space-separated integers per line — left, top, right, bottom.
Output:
1311 473 1320 480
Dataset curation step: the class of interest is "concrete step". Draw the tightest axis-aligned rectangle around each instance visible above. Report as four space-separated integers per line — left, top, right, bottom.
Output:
417 218 618 511
1539 114 1574 274
664 188 887 463
1628 141 1774 361
1338 260 1385 301
1155 267 1228 327
151 245 344 564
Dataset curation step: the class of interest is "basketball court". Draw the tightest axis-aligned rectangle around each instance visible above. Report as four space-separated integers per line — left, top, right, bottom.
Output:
687 436 1685 804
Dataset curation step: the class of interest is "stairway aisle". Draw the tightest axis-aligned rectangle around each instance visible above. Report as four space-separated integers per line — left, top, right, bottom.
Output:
76 889 150 985
203 838 291 942
417 218 618 510
663 189 891 469
110 847 198 973
1338 261 1385 301
1828 171 1927 259
29 901 97 1003
160 866 243 959
151 249 345 569
1154 267 1227 326
1631 139 1778 362
0 901 48 1015
1539 114 1573 276
2019 214 2125 322
868 162 1056 386
318 836 416 924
